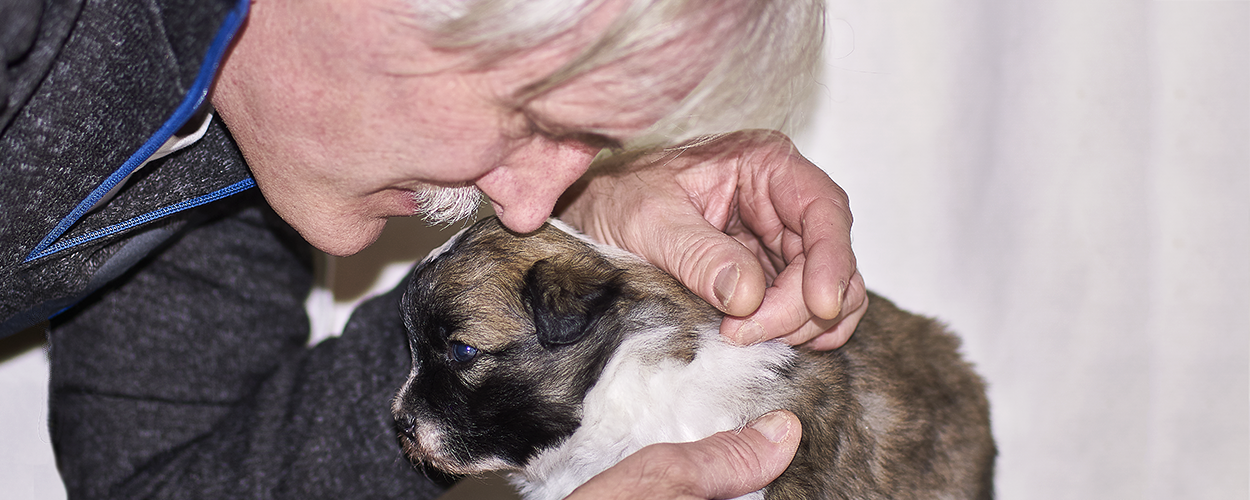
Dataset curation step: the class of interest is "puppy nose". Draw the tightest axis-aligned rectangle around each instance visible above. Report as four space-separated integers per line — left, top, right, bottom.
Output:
396 413 418 439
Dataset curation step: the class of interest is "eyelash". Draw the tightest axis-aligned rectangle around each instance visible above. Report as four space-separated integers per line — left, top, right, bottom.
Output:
526 117 623 151
569 132 624 151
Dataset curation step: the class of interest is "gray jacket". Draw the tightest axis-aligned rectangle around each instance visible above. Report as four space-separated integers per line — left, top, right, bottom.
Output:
2 1 446 497
1 0 251 336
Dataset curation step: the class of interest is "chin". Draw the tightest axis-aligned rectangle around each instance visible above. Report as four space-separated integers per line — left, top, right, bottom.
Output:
392 216 996 500
299 219 385 257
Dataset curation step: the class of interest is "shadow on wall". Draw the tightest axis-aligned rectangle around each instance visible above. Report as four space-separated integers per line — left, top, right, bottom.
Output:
327 206 497 304
439 472 523 500
0 323 47 364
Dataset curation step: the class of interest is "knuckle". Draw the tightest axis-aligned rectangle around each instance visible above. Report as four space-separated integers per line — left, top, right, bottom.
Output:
635 434 765 497
702 432 766 491
637 443 701 493
673 232 733 284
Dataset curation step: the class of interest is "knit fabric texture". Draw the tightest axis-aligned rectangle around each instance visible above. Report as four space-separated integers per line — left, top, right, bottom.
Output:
49 193 447 499
0 0 251 336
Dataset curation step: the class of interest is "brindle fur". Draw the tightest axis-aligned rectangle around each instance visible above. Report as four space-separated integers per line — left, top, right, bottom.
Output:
393 217 995 499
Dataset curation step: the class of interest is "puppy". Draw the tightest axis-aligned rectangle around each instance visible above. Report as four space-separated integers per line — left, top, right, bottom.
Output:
392 217 995 500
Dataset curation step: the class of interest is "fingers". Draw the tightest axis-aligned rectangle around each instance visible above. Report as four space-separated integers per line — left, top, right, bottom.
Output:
797 196 856 321
721 254 813 345
565 410 802 500
720 134 862 350
559 130 867 351
630 207 771 320
718 253 862 350
791 271 868 350
747 145 855 324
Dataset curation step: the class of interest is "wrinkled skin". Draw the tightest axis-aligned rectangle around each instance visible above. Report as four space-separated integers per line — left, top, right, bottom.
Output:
560 131 867 350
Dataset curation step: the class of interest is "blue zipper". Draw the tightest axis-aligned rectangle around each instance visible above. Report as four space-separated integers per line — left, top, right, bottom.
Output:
25 178 255 262
24 0 253 263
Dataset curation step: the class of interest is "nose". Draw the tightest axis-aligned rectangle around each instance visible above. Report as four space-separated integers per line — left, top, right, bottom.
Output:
396 412 418 439
474 136 599 233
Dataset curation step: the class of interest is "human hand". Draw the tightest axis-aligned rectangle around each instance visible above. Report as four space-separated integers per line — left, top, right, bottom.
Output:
558 130 868 350
565 410 801 500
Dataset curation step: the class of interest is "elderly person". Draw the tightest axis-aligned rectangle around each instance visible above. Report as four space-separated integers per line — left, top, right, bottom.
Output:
1 0 866 497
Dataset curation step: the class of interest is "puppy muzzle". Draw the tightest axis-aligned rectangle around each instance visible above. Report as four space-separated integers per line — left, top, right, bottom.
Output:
395 412 511 476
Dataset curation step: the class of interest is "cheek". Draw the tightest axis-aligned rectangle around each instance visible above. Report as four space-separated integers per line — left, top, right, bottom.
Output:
381 124 519 187
378 83 525 184
252 170 389 255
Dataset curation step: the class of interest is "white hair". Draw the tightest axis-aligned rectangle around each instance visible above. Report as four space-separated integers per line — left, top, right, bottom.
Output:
404 0 825 148
411 184 485 226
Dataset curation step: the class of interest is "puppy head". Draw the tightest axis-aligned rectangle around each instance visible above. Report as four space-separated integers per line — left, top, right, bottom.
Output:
392 217 656 475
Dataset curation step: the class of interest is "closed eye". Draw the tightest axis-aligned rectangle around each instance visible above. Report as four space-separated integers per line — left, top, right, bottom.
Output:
563 132 623 151
525 115 624 151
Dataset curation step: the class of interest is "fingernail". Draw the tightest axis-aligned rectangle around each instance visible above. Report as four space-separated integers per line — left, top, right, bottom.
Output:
733 320 766 345
714 265 739 308
749 411 792 444
827 279 846 319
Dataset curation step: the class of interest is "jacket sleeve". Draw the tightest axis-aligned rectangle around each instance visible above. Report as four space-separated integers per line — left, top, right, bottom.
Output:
47 192 448 499
0 0 43 111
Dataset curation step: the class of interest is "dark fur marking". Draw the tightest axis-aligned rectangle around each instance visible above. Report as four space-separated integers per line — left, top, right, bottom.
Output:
524 256 625 348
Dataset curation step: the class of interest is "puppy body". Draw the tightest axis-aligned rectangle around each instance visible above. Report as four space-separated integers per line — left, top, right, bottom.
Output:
393 217 995 500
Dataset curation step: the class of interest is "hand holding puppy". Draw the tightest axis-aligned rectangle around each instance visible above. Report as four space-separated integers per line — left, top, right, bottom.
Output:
394 217 992 499
565 411 802 500
559 130 868 350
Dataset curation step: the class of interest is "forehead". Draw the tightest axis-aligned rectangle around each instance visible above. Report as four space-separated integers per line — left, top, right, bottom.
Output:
475 6 739 142
427 219 593 281
406 220 595 344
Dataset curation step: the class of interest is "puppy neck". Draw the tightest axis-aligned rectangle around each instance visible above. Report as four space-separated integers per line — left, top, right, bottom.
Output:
513 312 796 500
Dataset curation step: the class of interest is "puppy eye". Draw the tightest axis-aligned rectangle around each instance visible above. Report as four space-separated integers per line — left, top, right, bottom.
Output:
449 341 479 364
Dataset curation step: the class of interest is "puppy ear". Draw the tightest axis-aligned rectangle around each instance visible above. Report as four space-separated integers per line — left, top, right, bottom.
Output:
523 255 623 348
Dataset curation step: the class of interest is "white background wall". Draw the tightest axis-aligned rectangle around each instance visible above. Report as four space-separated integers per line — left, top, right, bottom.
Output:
795 2 1247 498
2 1 1246 498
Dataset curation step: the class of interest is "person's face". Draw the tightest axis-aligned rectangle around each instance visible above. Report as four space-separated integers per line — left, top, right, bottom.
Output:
213 0 728 256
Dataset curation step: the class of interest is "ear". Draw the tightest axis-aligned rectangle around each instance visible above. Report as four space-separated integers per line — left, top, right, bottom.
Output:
523 255 624 349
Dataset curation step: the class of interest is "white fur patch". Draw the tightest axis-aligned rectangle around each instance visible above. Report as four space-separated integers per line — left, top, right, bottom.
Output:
546 218 643 263
419 224 474 264
512 310 797 500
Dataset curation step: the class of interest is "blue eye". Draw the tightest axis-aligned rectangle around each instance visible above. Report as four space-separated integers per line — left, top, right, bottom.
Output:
449 342 479 364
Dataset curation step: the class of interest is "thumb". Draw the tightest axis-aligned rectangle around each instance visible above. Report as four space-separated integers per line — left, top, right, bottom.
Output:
645 218 769 319
566 410 802 500
687 410 803 499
